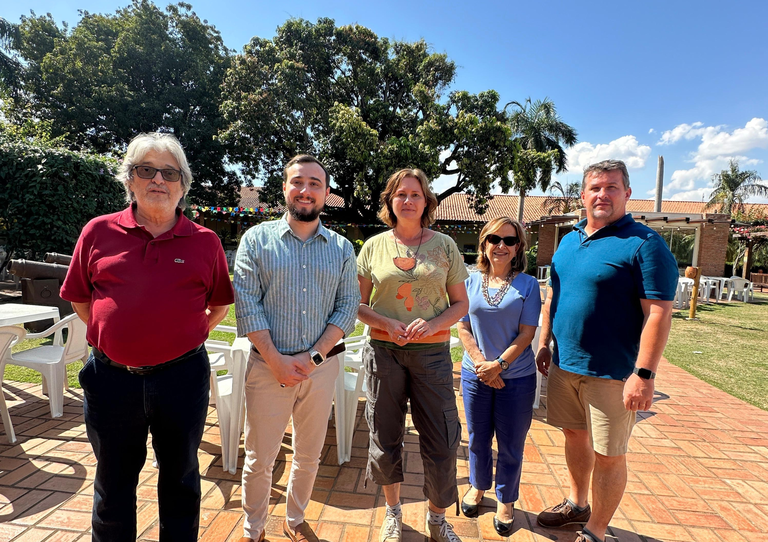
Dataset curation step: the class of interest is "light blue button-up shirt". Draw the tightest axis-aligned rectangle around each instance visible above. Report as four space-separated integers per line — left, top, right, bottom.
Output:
233 215 360 354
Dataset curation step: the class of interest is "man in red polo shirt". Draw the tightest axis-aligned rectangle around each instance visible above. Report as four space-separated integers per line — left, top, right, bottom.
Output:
61 132 234 542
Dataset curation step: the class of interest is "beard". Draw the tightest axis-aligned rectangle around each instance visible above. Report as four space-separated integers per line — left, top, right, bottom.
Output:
286 198 323 222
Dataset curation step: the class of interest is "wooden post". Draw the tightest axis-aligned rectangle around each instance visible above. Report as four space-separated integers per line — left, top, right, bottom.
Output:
686 266 701 320
742 239 753 279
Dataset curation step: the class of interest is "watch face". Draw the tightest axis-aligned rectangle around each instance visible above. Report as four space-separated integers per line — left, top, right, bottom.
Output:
312 353 324 365
501 361 509 370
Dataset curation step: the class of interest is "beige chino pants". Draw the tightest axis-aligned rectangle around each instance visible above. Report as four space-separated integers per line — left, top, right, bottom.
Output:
241 351 339 539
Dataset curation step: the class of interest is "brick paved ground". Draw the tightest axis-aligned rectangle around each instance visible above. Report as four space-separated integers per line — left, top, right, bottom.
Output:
1 358 768 541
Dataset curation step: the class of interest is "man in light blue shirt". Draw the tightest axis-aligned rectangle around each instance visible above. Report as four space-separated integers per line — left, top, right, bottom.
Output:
233 155 359 542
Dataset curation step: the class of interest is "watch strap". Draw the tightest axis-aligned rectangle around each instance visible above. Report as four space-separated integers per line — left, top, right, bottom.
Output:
633 366 656 380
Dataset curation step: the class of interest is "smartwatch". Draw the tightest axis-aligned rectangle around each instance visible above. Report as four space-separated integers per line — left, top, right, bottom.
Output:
496 356 509 370
633 366 655 380
310 349 325 366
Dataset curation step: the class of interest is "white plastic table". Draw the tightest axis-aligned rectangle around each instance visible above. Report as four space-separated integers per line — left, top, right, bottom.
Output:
0 304 62 344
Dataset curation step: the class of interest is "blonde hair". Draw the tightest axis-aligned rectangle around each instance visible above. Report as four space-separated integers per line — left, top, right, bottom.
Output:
377 168 438 228
476 217 528 275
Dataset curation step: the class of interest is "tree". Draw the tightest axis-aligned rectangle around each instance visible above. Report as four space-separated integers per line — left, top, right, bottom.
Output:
542 180 581 215
507 97 577 221
705 159 768 216
220 18 516 221
10 1 239 206
0 17 22 95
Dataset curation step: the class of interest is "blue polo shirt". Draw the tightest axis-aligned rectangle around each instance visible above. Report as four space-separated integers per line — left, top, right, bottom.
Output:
550 213 678 380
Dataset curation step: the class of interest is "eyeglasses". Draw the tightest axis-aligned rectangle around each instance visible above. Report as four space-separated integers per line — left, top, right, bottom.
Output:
132 165 183 183
485 234 519 246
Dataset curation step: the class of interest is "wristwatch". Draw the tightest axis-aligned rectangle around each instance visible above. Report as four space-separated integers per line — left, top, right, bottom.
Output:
496 356 509 370
309 349 325 366
633 366 655 380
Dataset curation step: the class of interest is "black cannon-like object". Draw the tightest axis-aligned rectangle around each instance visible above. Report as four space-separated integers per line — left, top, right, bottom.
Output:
8 258 73 331
44 252 73 265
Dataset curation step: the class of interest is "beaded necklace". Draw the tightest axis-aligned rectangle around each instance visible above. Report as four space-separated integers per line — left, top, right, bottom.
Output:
481 270 516 307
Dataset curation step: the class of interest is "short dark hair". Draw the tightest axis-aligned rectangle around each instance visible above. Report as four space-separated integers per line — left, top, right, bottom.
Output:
283 155 329 186
582 160 630 191
378 168 438 228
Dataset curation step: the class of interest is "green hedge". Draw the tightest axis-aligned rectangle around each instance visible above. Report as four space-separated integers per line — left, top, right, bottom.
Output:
0 139 125 260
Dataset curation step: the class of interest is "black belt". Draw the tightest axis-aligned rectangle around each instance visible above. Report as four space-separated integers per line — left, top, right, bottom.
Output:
92 344 205 375
250 342 346 358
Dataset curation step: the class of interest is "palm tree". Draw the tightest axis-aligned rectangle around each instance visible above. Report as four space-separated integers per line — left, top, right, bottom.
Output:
705 160 768 216
0 18 22 95
507 97 577 221
543 180 581 215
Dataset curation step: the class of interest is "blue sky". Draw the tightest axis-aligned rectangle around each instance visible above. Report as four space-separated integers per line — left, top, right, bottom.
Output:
10 0 768 202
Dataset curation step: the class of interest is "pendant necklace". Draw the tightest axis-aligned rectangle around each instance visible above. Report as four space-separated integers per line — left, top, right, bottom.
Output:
392 228 423 272
482 270 515 307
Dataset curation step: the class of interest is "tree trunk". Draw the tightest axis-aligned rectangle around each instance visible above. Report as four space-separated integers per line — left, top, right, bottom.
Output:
517 189 526 223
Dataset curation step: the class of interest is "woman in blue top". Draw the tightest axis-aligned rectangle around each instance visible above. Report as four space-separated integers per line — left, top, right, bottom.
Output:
457 216 541 536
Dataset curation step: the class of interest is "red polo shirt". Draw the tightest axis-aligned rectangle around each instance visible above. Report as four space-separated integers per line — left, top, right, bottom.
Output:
61 205 234 366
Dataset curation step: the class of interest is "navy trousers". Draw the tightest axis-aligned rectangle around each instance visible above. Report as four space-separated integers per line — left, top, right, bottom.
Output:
79 349 210 542
461 368 535 503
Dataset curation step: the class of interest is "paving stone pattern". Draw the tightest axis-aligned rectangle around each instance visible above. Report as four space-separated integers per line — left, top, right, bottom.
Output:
1 358 767 541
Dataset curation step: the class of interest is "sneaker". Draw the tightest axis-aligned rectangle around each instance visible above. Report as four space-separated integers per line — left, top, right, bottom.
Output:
380 511 402 542
537 498 591 527
425 517 462 542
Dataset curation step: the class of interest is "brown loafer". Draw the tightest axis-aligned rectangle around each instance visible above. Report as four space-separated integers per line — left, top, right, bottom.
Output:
537 498 591 527
283 519 319 542
238 532 264 542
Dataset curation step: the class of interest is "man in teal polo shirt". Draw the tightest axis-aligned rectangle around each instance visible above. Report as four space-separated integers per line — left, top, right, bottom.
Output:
535 160 678 542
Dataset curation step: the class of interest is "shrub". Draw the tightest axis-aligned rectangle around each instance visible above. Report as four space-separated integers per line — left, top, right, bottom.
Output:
525 245 538 276
0 138 125 261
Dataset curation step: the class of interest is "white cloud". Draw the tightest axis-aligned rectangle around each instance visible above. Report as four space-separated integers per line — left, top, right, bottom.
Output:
657 122 715 145
648 128 655 134
667 188 712 202
695 118 768 159
566 135 652 172
661 118 768 200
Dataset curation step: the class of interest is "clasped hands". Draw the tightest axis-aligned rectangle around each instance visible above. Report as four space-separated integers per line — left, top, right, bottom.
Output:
386 317 433 347
474 360 505 389
270 352 315 388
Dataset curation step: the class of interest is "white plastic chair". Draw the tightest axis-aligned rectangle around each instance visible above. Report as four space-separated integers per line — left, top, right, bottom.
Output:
728 277 754 302
0 326 26 443
6 314 88 418
205 324 249 475
335 328 370 465
531 318 544 410
674 278 694 309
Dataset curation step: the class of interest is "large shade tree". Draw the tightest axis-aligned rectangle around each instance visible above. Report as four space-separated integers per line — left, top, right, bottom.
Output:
507 97 577 221
9 1 240 206
0 18 23 95
705 159 768 216
220 18 516 221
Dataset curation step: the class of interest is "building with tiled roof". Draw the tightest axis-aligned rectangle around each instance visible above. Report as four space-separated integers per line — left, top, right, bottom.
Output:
195 187 767 278
432 193 768 224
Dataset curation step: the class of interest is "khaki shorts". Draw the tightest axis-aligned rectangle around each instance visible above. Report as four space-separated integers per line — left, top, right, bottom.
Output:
547 363 635 456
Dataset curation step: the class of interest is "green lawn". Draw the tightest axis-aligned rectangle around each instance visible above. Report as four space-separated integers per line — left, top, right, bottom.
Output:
9 296 764 412
663 291 768 411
